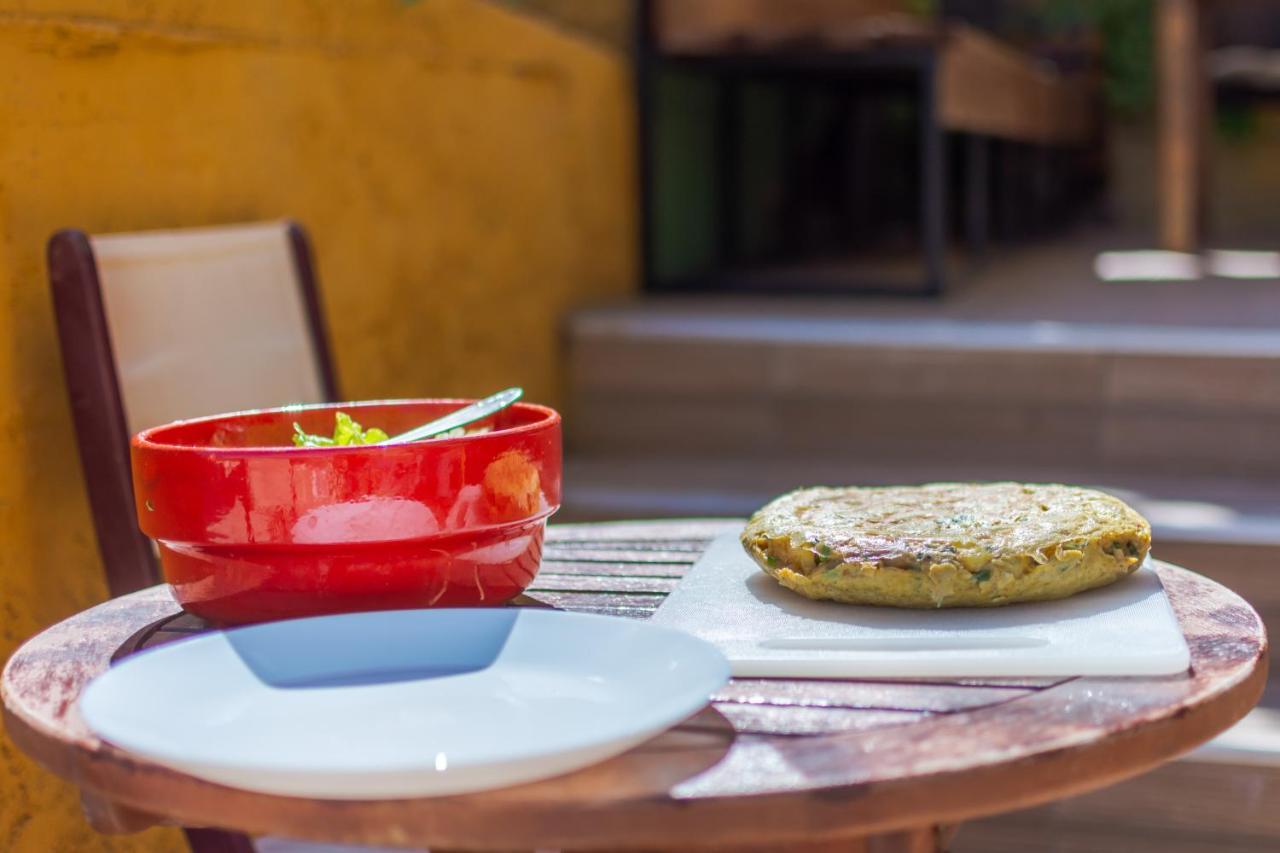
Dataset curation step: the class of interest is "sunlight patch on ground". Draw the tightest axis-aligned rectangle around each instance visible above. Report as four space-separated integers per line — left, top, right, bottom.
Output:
1095 251 1201 281
1139 500 1242 530
1206 250 1280 279
1096 250 1280 282
1190 707 1280 766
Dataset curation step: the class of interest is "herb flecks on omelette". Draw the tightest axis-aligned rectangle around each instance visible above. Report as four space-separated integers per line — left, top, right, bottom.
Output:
742 483 1150 608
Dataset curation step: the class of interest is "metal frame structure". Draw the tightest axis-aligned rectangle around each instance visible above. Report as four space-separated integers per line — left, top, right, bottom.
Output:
634 0 949 297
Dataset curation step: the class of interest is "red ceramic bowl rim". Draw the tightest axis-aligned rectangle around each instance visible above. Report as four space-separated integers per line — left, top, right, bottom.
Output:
132 399 561 455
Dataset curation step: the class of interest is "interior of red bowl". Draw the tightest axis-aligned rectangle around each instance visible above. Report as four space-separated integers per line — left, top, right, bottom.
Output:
140 400 556 450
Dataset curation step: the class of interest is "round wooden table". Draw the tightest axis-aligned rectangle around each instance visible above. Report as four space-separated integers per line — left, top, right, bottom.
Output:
2 520 1268 852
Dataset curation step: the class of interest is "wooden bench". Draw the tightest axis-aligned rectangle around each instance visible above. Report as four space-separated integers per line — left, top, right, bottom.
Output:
654 3 1095 146
638 0 1101 293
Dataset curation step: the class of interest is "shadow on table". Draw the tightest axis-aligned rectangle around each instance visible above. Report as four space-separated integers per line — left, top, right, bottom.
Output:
226 609 519 688
112 609 519 689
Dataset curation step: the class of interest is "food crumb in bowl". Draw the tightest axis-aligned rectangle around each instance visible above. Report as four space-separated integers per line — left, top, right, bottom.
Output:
293 412 388 447
431 425 493 439
291 411 494 447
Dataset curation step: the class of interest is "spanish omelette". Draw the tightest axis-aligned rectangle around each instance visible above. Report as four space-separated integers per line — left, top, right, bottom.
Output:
742 483 1150 608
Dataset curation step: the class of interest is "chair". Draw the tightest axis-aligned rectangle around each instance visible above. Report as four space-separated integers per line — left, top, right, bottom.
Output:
48 221 339 596
47 220 339 853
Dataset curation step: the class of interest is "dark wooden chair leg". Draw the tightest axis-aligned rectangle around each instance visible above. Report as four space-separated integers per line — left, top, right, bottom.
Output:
715 73 742 266
80 792 164 834
919 55 946 295
634 0 656 293
965 133 989 266
184 827 256 853
866 825 944 852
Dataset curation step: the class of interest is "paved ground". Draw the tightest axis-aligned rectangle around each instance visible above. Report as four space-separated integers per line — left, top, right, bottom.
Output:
631 225 1280 328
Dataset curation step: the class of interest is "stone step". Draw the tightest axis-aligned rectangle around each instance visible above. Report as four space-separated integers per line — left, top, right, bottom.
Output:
959 707 1280 852
561 453 1280 538
567 306 1280 479
955 748 1280 852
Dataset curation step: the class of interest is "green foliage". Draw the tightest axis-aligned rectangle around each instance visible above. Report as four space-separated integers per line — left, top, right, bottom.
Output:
1043 0 1154 118
1217 103 1259 144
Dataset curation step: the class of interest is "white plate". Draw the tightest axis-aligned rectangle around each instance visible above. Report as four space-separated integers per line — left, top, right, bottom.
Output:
80 608 729 799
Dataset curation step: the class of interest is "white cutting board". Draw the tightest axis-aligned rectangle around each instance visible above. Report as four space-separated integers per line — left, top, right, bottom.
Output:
652 532 1191 678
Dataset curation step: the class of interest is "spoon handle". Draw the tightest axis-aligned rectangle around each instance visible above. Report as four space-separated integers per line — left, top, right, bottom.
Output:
385 387 524 445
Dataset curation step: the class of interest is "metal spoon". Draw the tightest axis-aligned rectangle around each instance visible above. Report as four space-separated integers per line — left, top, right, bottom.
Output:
384 387 524 445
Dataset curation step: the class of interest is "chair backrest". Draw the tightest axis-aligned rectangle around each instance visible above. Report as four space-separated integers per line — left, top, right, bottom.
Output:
48 220 339 596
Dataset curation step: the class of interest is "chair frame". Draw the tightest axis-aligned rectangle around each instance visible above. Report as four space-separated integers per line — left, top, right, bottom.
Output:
46 221 340 853
48 221 339 597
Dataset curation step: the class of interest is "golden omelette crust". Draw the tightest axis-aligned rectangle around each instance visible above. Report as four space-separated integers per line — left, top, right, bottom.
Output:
742 483 1151 608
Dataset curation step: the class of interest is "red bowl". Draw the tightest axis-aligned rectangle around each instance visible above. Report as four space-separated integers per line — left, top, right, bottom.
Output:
131 400 561 624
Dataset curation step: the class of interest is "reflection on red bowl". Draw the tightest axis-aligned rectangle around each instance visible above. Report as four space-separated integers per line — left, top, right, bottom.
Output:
131 400 561 624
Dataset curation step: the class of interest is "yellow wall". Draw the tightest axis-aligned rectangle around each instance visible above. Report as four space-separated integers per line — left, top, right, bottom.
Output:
0 1 634 849
498 0 635 49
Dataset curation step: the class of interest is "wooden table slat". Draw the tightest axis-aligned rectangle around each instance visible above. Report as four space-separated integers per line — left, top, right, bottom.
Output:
541 548 701 565
531 560 690 578
529 604 662 620
522 590 666 612
529 574 680 594
539 519 737 542
544 540 712 553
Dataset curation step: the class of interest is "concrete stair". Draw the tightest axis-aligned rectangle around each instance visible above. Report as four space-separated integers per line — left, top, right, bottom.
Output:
958 708 1280 852
954 748 1280 852
566 305 1280 479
